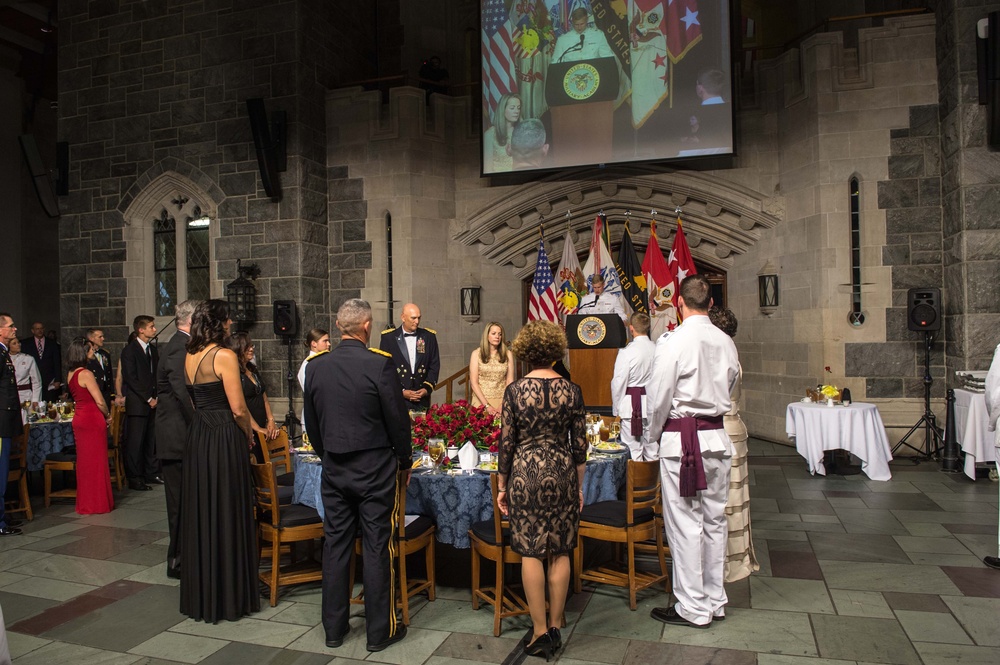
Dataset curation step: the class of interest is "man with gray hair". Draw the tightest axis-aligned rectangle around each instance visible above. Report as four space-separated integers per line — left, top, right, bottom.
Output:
510 118 549 169
155 299 199 579
305 298 412 652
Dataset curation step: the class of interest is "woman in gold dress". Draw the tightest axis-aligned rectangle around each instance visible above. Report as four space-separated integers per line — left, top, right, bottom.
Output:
469 322 514 415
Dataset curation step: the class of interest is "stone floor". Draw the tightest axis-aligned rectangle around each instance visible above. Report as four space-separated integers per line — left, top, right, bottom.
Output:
3 439 999 665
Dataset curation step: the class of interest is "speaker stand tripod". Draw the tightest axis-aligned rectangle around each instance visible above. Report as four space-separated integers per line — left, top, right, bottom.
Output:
281 336 301 441
891 330 943 458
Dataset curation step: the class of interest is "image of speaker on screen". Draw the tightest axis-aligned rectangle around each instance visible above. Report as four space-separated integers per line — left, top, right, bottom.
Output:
510 119 549 170
483 93 523 173
677 68 733 157
553 7 613 62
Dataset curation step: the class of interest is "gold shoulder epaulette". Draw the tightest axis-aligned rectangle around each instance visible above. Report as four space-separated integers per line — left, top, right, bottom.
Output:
307 350 330 361
369 347 392 357
424 328 437 335
381 326 396 334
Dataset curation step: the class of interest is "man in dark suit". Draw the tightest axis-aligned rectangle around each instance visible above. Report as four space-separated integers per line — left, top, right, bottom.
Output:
86 328 114 407
121 315 159 491
0 313 24 536
22 321 62 402
305 298 411 653
154 300 197 578
378 303 440 409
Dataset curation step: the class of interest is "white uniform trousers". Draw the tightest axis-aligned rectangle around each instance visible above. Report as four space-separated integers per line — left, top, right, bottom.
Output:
621 418 656 461
660 452 732 626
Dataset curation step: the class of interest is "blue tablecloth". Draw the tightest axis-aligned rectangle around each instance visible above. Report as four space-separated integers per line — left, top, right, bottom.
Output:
27 422 75 471
294 452 628 549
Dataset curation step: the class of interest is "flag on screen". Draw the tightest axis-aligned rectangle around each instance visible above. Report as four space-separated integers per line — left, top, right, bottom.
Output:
582 213 626 306
667 213 698 327
616 222 648 314
528 233 560 323
482 0 516 118
555 228 586 322
665 0 702 63
642 219 673 339
510 0 553 120
628 0 669 128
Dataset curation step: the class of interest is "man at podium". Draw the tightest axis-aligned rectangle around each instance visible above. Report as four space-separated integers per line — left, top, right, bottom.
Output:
578 274 627 322
553 7 613 63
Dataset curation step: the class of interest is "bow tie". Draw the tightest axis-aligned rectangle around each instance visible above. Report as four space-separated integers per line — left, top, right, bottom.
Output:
403 332 417 338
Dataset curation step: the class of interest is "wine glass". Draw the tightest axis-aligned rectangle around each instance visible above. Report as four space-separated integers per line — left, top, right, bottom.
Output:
609 421 621 442
427 439 446 474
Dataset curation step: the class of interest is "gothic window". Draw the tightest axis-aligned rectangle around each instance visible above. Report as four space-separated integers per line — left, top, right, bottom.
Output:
848 176 865 327
151 193 212 316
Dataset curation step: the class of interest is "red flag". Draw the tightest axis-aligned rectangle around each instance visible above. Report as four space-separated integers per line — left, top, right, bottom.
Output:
642 218 674 339
665 0 702 63
667 214 698 328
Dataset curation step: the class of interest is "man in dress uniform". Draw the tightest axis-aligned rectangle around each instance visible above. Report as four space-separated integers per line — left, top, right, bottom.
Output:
22 321 61 401
984 341 1000 570
155 300 198 579
379 303 440 409
578 274 627 322
86 328 114 407
120 315 160 491
611 312 656 461
646 274 739 628
0 313 24 536
305 298 412 652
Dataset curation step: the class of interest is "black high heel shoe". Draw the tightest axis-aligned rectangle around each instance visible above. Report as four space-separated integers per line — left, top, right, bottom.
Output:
548 627 562 651
524 632 555 661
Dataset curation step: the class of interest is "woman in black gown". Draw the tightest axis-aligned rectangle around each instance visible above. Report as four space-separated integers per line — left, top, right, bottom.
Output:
180 299 260 623
498 320 586 660
227 332 279 462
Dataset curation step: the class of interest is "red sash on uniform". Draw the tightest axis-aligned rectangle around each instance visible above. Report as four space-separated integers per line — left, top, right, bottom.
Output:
663 415 724 497
625 387 645 437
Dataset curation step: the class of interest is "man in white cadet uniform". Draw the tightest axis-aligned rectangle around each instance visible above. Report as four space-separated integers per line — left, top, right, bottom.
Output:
646 274 739 628
578 274 627 323
611 312 656 461
984 340 1000 570
553 7 613 63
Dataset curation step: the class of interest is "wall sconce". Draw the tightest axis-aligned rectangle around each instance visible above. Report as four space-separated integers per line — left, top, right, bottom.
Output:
758 260 779 316
460 276 481 324
226 259 261 331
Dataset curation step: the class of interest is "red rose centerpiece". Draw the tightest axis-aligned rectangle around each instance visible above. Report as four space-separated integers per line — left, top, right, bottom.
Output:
411 400 500 458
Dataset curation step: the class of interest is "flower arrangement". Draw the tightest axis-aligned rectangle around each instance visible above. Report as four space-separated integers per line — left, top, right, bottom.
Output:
411 400 501 454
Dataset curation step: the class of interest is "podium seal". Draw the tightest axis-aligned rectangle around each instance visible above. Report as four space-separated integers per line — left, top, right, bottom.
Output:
563 63 601 101
577 316 607 346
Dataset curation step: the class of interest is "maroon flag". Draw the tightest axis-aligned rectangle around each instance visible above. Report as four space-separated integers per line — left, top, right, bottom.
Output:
667 214 698 328
665 0 701 63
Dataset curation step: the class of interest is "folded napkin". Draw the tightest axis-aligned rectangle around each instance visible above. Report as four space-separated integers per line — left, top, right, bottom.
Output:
458 441 479 470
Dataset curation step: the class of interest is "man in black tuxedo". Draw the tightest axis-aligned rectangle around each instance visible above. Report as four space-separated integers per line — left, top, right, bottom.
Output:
305 298 411 652
0 313 24 536
154 301 197 579
22 321 61 402
121 315 160 491
86 328 114 407
378 303 440 409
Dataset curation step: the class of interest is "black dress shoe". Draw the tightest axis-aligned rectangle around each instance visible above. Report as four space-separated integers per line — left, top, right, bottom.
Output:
0 525 23 536
128 480 152 491
366 625 406 652
148 476 165 485
523 631 556 661
985 556 1000 570
547 627 562 651
6 518 23 528
325 625 350 648
166 566 181 580
650 606 710 629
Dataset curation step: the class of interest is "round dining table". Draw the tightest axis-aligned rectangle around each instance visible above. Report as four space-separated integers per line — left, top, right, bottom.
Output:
293 451 629 549
26 421 76 471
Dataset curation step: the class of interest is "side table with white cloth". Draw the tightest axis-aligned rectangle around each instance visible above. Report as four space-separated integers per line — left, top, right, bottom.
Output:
785 402 893 481
953 388 996 480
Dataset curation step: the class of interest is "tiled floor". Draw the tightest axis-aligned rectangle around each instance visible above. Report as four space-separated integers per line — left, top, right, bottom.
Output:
3 439 999 664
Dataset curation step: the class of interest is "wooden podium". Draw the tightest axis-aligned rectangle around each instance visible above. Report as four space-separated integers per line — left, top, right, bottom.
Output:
566 313 626 409
546 57 618 166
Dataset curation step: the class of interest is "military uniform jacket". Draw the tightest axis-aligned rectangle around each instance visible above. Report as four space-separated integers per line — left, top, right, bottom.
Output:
87 348 114 403
378 326 440 395
0 343 22 437
154 331 194 460
303 339 412 466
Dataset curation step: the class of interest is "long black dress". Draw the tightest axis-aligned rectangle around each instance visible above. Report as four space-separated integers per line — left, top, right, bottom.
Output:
240 370 267 462
499 377 587 557
179 347 260 623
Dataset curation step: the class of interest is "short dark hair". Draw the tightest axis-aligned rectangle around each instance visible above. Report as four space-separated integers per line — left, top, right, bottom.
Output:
679 274 712 312
697 69 726 97
708 307 738 338
188 299 230 353
67 337 91 370
133 315 154 332
629 312 650 335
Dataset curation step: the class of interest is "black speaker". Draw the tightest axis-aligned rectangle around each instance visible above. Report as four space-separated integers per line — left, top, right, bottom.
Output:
273 300 298 336
907 287 941 332
246 98 285 201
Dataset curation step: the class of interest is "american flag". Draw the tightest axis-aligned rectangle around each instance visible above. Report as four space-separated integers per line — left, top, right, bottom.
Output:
665 0 701 63
482 0 516 116
528 235 560 323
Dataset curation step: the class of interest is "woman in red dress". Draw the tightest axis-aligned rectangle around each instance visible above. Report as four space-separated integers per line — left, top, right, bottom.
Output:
66 337 113 514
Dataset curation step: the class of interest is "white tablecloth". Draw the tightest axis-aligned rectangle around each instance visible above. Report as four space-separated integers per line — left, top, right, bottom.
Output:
954 388 995 481
785 402 893 481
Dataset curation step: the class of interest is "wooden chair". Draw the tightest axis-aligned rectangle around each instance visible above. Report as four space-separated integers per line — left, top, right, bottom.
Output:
43 449 77 507
251 461 324 606
259 427 294 486
350 470 436 625
107 403 126 491
5 424 32 521
574 459 670 610
469 472 530 637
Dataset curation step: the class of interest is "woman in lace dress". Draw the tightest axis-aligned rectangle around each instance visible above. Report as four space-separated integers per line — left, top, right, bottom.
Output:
469 322 514 415
498 321 586 660
709 307 759 583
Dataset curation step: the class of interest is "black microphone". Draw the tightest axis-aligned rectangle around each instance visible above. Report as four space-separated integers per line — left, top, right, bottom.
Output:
558 33 586 62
